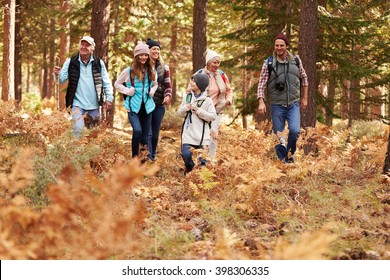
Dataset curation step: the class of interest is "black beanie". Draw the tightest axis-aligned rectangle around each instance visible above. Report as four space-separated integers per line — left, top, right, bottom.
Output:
192 73 209 92
274 33 290 46
146 38 161 49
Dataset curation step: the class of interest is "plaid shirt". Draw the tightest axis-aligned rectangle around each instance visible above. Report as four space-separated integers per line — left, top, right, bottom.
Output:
256 55 308 100
163 65 172 97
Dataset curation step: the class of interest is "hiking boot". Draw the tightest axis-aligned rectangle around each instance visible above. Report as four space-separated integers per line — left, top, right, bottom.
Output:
198 157 209 166
283 156 295 164
184 168 192 175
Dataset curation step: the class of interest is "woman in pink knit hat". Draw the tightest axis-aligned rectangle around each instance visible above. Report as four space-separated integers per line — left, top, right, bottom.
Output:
114 41 158 159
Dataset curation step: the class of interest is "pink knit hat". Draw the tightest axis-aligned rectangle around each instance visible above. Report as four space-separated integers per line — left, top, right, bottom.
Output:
134 41 150 57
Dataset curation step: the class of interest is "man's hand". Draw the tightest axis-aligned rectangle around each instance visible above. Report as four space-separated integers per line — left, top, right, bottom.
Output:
54 66 61 75
104 101 112 111
257 98 266 115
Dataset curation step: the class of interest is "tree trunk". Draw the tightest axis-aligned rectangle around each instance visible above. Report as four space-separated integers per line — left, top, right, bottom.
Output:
91 0 112 126
48 18 55 100
2 0 16 101
351 79 360 120
41 45 48 99
170 22 178 104
192 0 207 73
59 0 70 110
14 0 22 104
91 0 110 66
342 80 349 119
325 72 336 126
384 131 390 174
299 0 318 128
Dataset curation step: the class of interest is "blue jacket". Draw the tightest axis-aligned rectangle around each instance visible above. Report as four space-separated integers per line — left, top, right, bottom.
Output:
123 67 156 114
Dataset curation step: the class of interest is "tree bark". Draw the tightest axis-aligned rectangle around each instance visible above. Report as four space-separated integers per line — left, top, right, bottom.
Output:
14 0 22 104
170 22 178 104
299 0 318 128
325 72 336 126
58 0 70 110
192 0 207 73
48 18 55 100
384 131 390 174
2 0 16 101
91 0 110 66
91 0 112 126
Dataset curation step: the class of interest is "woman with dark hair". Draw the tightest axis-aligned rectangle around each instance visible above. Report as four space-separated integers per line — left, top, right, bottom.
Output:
145 38 172 161
114 41 157 158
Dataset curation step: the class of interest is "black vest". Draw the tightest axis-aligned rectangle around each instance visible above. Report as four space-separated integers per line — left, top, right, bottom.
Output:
153 60 166 106
66 53 103 108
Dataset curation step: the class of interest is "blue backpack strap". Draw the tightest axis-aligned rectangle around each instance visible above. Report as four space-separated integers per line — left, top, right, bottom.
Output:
267 56 274 78
293 55 300 68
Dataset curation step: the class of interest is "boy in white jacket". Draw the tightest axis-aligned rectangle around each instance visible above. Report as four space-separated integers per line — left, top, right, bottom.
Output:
178 73 217 174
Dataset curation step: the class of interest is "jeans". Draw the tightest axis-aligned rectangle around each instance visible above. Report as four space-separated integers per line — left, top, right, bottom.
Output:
128 105 152 157
71 106 100 138
147 105 165 160
181 143 205 171
270 102 300 160
209 113 222 159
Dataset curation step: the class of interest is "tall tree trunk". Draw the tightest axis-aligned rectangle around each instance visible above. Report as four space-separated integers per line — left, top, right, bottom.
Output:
384 131 390 174
91 0 110 66
351 79 360 120
341 80 349 119
48 18 55 100
192 0 207 73
2 0 16 101
299 0 318 128
14 0 22 104
170 22 178 104
59 0 70 110
91 0 112 126
41 45 48 99
325 72 336 126
370 87 382 120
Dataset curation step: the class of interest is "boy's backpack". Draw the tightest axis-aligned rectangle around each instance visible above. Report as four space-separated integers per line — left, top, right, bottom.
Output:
266 55 300 79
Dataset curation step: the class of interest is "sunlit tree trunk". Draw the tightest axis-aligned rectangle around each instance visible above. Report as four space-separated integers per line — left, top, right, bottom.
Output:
299 0 318 128
170 22 178 104
47 18 55 100
192 0 207 73
59 0 70 110
2 0 16 101
326 72 336 126
14 0 22 104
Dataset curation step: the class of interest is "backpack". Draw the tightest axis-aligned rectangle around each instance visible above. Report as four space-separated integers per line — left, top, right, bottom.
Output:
266 55 300 79
196 69 228 84
181 93 211 147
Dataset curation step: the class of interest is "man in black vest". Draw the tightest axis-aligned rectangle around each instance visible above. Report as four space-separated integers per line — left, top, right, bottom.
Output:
54 35 113 137
257 33 308 163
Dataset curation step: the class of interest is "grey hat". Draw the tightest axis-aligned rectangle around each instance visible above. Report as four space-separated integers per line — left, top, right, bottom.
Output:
192 73 209 92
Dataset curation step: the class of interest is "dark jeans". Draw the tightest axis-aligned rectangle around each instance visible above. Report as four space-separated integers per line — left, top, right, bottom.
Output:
271 102 300 160
128 105 152 157
148 105 165 160
181 143 204 171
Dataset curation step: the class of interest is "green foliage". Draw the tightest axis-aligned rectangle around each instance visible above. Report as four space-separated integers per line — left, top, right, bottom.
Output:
333 120 386 139
21 93 42 115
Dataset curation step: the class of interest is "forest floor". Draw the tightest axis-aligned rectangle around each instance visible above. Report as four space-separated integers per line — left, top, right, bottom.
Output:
0 100 389 260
